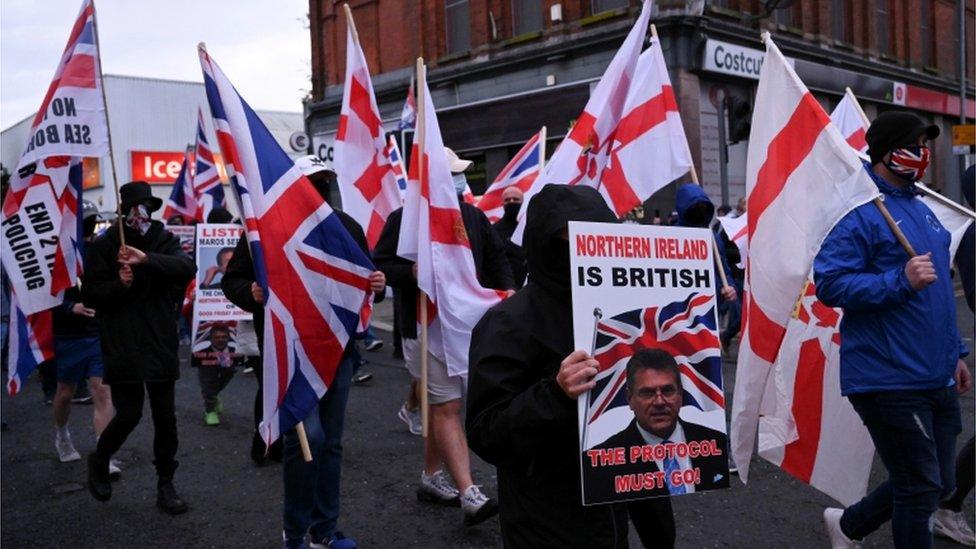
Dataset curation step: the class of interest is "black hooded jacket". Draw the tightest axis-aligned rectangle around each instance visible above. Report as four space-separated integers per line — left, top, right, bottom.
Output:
467 185 667 548
373 202 515 339
82 221 196 384
493 210 528 289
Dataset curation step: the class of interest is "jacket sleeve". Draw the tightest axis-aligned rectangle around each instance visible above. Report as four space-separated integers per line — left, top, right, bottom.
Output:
146 234 196 286
373 211 415 290
466 308 576 468
814 213 913 311
221 236 260 314
340 213 385 304
479 214 515 290
81 239 129 308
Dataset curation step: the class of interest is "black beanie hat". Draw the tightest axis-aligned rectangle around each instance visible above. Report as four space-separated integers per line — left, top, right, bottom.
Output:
866 111 940 165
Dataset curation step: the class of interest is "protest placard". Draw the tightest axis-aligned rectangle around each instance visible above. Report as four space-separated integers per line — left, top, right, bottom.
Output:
166 224 197 256
571 221 729 505
191 224 250 355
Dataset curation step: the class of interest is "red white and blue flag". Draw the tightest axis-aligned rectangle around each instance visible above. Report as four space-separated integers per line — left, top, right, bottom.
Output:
476 129 545 223
192 108 226 221
385 134 408 198
588 293 724 431
6 293 54 395
163 152 198 222
47 157 85 297
398 81 416 131
199 46 375 446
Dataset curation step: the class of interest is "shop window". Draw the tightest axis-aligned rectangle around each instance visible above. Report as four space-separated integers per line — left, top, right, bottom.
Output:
513 0 543 35
773 4 799 28
875 0 890 55
445 0 471 55
831 0 850 43
592 0 629 15
920 0 933 66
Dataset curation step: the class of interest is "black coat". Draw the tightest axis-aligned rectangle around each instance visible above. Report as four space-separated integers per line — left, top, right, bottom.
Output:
220 210 379 357
468 185 651 548
374 202 515 339
584 419 730 504
82 221 195 384
493 214 528 289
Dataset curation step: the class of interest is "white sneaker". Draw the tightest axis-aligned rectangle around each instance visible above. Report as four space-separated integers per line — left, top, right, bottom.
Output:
823 508 861 549
108 458 122 478
934 508 976 546
417 470 459 506
398 404 422 436
460 485 499 526
55 433 81 463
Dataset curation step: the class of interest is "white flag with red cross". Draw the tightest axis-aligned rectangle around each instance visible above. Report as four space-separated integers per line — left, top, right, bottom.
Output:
728 35 879 499
829 90 869 154
334 21 402 249
397 66 507 378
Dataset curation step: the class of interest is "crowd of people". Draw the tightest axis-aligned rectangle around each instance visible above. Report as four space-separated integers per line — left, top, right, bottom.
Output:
0 111 973 549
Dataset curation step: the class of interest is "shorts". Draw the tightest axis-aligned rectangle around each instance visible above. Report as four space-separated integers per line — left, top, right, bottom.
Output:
55 336 104 385
402 338 464 405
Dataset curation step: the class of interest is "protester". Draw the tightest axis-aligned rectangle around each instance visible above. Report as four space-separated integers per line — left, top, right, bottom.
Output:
732 196 747 218
222 155 386 549
814 112 971 549
82 181 196 514
167 214 186 226
374 146 514 526
674 183 737 304
492 186 528 289
51 201 118 474
192 324 242 426
956 165 974 314
467 184 674 547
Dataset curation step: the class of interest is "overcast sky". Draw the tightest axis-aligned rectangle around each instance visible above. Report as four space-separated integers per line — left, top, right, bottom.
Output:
0 0 310 129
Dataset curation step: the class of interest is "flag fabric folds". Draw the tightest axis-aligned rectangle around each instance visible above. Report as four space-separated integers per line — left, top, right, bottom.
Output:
385 135 409 198
334 28 402 250
476 129 544 222
199 47 375 446
163 153 198 222
728 35 879 499
396 68 507 378
716 213 748 269
829 90 869 154
6 293 54 395
193 108 226 221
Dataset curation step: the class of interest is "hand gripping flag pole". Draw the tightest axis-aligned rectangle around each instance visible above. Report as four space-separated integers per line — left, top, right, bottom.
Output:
90 0 125 248
415 56 431 439
198 40 312 463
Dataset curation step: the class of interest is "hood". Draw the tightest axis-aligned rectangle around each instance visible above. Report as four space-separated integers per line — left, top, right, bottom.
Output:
524 184 617 295
675 183 714 227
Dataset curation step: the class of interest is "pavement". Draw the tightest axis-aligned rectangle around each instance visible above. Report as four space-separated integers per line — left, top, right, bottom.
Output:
2 295 973 548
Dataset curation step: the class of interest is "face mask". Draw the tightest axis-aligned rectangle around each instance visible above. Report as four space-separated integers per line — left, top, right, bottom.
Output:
502 202 521 221
885 145 930 182
125 204 151 235
452 173 468 194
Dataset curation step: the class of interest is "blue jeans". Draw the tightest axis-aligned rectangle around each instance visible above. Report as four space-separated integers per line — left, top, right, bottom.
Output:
840 387 961 549
282 356 354 542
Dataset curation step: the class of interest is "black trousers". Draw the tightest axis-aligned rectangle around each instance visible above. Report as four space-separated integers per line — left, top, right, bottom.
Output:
96 381 178 482
943 436 975 512
630 497 676 549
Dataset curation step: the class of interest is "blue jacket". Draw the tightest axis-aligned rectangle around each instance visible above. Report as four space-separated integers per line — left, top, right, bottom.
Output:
814 164 967 395
675 184 736 290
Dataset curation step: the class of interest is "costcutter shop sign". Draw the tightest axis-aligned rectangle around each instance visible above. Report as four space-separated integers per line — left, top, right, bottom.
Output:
702 39 793 80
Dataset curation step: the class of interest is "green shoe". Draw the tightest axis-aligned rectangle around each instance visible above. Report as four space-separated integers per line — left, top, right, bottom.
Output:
214 398 223 414
204 411 220 426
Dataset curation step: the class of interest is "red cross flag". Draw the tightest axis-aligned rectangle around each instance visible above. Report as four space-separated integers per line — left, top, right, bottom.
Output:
728 35 879 497
334 8 402 249
829 89 869 154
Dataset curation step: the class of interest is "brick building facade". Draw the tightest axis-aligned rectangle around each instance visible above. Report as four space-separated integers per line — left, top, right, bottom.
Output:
305 0 975 208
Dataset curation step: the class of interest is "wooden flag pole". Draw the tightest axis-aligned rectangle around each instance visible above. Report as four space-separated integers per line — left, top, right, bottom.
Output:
844 87 919 257
416 57 430 439
538 125 548 170
342 3 359 44
917 184 976 219
91 0 125 247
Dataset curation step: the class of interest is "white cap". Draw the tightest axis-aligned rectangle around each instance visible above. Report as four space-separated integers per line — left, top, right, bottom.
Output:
444 147 473 174
294 155 333 177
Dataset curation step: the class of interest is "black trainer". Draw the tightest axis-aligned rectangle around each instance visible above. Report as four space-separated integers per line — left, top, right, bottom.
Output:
86 453 112 502
157 482 188 515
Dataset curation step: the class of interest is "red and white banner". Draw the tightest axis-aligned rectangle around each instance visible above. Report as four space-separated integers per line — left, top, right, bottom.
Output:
513 0 651 242
728 35 879 502
334 22 401 249
716 213 748 269
829 90 869 154
397 67 507 378
595 33 693 216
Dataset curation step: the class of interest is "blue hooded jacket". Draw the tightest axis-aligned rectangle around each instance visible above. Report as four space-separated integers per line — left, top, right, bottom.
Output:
813 164 967 395
675 184 736 290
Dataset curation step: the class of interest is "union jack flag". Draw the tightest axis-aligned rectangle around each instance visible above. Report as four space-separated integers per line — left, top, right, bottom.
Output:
476 129 544 222
199 46 375 446
6 292 54 395
385 135 408 197
43 157 84 296
192 109 226 221
398 80 416 130
588 293 724 427
163 152 197 222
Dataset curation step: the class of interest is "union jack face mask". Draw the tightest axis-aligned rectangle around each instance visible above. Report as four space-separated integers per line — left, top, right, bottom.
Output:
885 145 930 182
